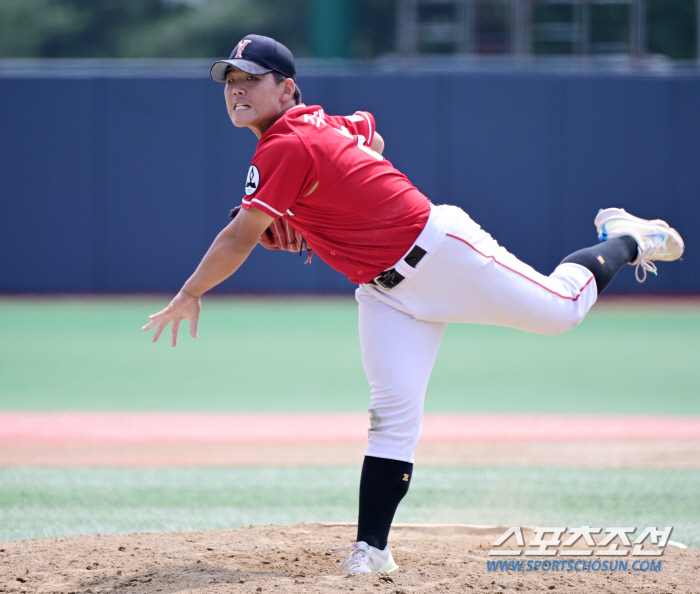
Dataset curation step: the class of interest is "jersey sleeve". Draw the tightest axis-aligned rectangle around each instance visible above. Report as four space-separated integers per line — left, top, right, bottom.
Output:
241 133 315 218
327 111 376 148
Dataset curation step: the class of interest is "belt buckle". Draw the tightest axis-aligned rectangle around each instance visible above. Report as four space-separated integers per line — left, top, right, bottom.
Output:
372 270 394 290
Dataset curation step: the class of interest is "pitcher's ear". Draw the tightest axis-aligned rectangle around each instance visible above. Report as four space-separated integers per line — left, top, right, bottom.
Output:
283 78 296 101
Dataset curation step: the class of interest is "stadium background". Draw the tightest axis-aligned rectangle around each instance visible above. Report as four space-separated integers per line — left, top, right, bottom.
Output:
1 0 700 553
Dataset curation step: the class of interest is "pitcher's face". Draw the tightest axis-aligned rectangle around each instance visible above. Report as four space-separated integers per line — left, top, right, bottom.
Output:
224 68 288 137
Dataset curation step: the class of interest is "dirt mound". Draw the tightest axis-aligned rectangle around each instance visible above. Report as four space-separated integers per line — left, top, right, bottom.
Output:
1 523 696 593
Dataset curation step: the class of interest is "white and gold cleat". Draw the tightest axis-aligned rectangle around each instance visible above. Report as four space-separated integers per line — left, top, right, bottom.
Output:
595 208 684 283
328 541 399 575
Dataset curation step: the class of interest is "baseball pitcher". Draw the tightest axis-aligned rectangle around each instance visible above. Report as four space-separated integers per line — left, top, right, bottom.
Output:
143 35 684 575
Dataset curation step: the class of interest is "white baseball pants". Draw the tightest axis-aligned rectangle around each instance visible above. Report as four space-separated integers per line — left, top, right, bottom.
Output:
356 204 597 463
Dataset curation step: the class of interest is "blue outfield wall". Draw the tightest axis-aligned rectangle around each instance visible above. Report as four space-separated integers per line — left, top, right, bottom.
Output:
1 63 698 294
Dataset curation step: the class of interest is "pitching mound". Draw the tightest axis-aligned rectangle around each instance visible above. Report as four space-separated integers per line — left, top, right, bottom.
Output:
1 523 696 593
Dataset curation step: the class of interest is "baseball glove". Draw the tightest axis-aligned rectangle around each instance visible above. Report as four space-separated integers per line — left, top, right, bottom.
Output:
230 206 313 264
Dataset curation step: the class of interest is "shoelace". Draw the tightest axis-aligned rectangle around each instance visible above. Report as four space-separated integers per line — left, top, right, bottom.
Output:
635 243 667 283
328 545 372 573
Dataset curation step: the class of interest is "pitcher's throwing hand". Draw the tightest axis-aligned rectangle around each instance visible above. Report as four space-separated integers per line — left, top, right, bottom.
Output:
142 290 200 346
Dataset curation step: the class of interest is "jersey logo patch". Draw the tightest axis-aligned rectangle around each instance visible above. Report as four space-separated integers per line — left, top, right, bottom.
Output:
245 165 260 196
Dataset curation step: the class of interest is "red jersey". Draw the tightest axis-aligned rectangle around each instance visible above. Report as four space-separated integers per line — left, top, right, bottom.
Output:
240 104 430 284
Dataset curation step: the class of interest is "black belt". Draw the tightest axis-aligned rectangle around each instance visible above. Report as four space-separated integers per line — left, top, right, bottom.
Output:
370 245 427 290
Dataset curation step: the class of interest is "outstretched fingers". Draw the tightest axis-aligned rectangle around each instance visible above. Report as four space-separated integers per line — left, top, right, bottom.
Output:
152 320 168 343
142 292 199 346
171 320 181 347
141 319 159 332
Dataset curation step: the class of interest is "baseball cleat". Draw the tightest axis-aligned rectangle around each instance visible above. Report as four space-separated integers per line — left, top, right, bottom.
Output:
328 541 399 575
595 208 684 283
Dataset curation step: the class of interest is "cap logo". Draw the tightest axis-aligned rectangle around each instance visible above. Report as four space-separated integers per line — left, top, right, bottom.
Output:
235 40 252 59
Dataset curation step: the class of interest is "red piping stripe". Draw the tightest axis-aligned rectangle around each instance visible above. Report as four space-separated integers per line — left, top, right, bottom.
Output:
445 233 595 302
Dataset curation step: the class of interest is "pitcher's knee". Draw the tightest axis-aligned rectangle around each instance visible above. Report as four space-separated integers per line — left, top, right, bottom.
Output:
538 310 587 335
366 428 417 463
364 400 422 463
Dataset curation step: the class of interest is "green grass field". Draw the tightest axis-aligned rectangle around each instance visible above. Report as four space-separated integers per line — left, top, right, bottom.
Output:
1 297 699 414
2 467 699 547
1 297 699 545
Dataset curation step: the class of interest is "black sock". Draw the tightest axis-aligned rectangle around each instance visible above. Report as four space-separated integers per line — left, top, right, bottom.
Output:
356 455 413 550
560 236 637 295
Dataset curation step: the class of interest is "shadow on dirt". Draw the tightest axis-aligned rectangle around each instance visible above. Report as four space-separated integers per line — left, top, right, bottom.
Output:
77 562 288 593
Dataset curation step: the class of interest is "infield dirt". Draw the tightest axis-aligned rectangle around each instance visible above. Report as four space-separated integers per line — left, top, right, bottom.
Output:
1 523 696 594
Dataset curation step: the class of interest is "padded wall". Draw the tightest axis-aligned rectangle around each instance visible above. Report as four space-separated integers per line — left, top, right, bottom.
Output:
1 66 698 293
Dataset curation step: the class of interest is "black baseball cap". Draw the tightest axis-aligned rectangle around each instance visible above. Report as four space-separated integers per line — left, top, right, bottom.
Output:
210 34 296 83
